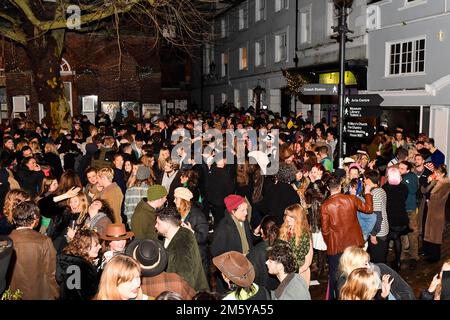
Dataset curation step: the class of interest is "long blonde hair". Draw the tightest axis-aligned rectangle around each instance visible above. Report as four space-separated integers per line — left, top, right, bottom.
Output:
95 255 142 300
176 198 191 217
338 246 370 278
279 204 310 246
339 268 380 300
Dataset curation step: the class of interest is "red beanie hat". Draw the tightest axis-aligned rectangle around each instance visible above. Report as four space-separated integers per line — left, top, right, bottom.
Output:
224 195 246 213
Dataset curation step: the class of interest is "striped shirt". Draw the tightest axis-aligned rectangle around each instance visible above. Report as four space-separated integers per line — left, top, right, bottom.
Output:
124 183 150 228
371 187 389 237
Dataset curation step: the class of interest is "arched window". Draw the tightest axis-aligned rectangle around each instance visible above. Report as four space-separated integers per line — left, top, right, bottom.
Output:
60 58 73 76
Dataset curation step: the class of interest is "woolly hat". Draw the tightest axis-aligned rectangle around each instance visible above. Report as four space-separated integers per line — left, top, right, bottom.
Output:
147 184 168 201
224 194 246 213
174 187 193 201
136 166 151 181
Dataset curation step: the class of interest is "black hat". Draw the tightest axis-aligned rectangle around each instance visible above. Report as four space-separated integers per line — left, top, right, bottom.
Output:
125 239 168 277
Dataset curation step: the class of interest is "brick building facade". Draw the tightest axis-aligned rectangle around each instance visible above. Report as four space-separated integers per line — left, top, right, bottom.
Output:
2 32 191 123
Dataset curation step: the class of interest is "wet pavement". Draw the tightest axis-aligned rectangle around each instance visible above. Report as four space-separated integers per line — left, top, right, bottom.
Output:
309 224 450 299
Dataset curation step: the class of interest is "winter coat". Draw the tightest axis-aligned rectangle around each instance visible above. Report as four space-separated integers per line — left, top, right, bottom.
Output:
247 240 280 291
271 273 311 300
166 227 209 292
14 166 45 197
8 229 59 300
383 183 409 228
131 199 158 240
183 205 209 273
210 211 256 258
263 182 300 226
56 254 99 300
424 178 450 244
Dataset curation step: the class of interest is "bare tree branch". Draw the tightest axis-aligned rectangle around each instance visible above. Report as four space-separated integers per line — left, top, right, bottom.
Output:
0 25 26 44
10 0 42 27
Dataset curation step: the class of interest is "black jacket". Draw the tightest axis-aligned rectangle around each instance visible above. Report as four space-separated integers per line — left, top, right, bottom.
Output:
210 211 256 257
14 166 45 197
262 181 300 226
156 170 183 206
383 183 409 228
247 240 280 291
204 166 235 207
56 254 99 300
184 205 209 273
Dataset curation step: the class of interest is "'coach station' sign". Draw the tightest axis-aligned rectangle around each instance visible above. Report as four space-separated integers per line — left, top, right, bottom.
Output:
300 84 338 95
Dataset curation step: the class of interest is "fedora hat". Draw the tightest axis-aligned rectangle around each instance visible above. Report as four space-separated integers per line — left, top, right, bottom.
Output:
100 224 134 241
125 239 168 277
212 251 255 288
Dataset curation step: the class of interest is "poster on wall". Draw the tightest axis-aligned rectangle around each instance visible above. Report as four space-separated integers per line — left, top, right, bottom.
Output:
121 101 140 118
101 101 120 123
142 104 161 119
82 96 97 112
12 96 27 113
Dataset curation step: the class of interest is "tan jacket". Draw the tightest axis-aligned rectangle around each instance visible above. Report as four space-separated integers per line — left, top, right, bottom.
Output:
98 182 124 223
423 178 450 244
320 193 373 256
8 229 59 300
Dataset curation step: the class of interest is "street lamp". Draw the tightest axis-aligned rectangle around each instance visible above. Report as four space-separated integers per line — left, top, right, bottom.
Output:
333 0 353 168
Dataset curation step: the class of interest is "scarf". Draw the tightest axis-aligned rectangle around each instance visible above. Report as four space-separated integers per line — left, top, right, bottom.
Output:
231 214 249 255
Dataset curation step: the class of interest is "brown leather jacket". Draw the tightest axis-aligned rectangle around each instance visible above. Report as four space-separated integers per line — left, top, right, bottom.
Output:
8 229 59 300
320 193 373 256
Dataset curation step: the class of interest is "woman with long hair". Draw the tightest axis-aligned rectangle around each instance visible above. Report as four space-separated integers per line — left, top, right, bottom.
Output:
96 255 148 300
180 169 200 203
81 199 114 237
56 229 101 300
421 164 450 262
279 204 313 286
56 169 83 196
174 187 209 275
383 166 409 271
339 267 392 300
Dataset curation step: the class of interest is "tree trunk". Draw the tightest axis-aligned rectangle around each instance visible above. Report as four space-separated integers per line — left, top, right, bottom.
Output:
25 29 71 132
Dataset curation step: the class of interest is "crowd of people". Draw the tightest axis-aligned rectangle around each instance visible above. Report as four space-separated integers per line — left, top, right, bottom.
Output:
0 106 449 300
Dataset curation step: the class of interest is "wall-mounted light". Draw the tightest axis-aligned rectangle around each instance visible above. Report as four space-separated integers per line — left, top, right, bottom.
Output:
438 30 445 42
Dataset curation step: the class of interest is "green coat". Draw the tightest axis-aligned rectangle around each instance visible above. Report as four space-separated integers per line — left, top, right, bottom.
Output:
166 227 210 292
131 199 157 240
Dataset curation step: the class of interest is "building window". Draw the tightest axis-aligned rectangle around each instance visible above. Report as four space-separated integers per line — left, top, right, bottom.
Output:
275 32 288 62
255 39 266 67
221 18 227 38
327 1 338 36
221 93 228 104
203 44 214 74
234 89 241 109
300 7 311 44
239 46 248 70
221 52 229 77
239 3 248 30
387 38 425 75
275 0 288 12
256 0 266 22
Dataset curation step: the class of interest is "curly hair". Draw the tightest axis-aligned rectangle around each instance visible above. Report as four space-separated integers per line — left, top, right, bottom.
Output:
267 241 297 274
63 229 100 263
3 189 32 223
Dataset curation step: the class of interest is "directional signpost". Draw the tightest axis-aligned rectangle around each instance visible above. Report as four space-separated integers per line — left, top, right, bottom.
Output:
343 121 376 138
300 84 338 95
343 94 384 139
